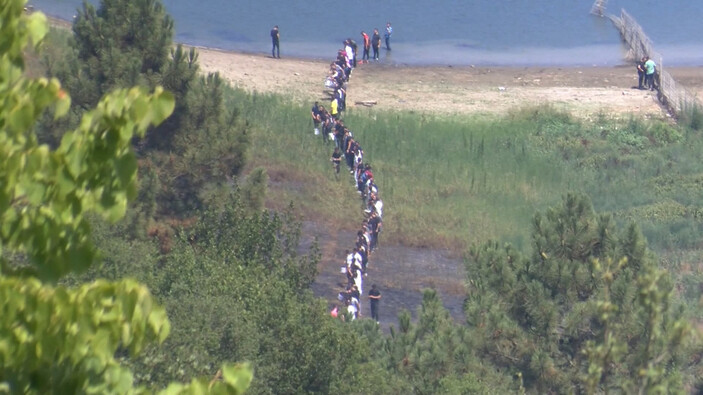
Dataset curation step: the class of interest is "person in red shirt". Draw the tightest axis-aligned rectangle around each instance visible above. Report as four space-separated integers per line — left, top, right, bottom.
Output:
361 31 370 62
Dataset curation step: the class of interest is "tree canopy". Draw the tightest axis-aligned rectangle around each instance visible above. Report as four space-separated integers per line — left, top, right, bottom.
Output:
464 193 695 393
0 2 250 393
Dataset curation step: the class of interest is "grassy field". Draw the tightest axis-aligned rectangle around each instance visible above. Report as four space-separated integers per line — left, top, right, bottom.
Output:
229 89 703 319
229 87 703 257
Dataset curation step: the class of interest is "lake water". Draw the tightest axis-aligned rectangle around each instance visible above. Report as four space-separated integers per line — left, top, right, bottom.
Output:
31 0 703 66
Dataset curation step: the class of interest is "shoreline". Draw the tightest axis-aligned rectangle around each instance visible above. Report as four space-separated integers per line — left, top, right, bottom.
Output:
44 14 703 118
195 47 703 119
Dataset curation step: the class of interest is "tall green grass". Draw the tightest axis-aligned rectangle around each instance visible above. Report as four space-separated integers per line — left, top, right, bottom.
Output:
227 86 703 260
224 89 362 226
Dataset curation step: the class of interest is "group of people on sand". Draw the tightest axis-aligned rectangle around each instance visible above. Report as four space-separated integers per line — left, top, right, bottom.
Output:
636 55 658 91
271 22 393 61
309 39 385 323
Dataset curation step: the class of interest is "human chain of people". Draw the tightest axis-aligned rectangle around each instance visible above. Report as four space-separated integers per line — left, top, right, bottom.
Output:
308 32 391 324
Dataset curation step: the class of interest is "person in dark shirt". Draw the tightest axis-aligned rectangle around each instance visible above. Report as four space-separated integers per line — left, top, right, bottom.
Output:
270 25 280 58
369 284 381 323
369 211 382 251
636 57 646 89
311 101 321 134
371 28 381 61
331 147 342 176
350 38 358 68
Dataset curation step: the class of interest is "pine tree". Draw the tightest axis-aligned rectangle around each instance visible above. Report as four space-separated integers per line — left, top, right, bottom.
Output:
45 0 252 216
465 193 697 393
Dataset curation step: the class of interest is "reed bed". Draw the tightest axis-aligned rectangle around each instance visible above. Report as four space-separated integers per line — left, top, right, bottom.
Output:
226 87 703 258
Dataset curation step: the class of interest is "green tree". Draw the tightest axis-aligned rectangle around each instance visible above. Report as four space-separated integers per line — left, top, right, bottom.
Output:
359 290 515 394
464 193 696 393
85 193 387 393
42 0 252 216
0 3 250 393
68 0 174 109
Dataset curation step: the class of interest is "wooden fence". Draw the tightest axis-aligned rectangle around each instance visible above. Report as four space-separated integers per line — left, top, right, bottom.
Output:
608 9 699 115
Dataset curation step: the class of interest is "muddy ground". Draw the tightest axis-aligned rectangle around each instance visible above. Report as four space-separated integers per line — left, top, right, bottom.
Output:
301 222 466 330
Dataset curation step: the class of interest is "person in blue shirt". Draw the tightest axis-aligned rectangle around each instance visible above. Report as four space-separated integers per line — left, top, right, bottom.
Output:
644 56 657 91
384 22 392 51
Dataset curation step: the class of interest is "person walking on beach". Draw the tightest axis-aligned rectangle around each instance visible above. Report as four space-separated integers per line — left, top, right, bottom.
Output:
369 284 381 323
636 57 646 89
644 56 657 91
384 22 393 51
361 31 370 61
270 25 280 58
371 28 381 60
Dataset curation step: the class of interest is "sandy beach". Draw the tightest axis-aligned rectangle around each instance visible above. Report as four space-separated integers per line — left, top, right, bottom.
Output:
196 48 703 119
45 13 702 119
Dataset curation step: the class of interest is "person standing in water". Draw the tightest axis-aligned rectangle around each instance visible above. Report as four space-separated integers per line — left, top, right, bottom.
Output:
384 22 393 50
371 28 381 60
361 31 370 62
270 25 280 58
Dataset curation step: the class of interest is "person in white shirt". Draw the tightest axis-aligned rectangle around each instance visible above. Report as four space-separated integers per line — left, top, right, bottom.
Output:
347 298 358 320
344 40 354 69
374 198 383 218
353 248 363 273
353 267 363 296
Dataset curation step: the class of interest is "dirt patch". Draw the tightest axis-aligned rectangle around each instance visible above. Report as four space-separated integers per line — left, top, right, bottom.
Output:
303 221 466 330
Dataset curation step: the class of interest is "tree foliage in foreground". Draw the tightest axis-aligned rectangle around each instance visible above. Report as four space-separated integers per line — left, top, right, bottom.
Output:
0 2 250 393
464 193 697 394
